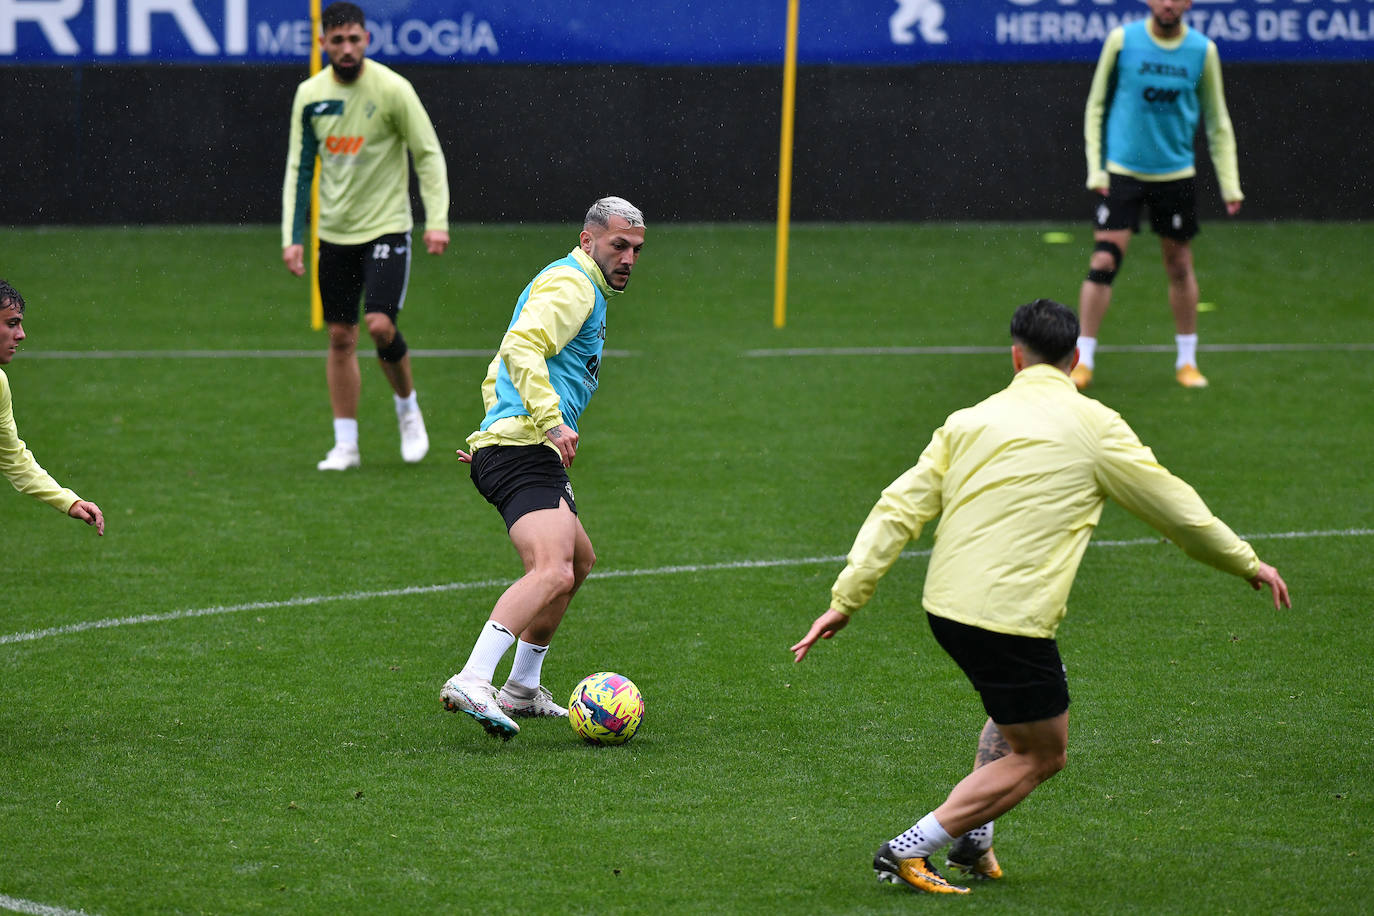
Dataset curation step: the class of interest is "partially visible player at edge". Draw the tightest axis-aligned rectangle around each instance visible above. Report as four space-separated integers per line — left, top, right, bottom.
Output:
441 197 645 741
281 1 450 470
1076 0 1242 391
791 299 1288 895
0 279 104 535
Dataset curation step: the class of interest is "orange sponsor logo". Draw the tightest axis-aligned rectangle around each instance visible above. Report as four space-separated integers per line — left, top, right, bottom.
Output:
325 136 365 155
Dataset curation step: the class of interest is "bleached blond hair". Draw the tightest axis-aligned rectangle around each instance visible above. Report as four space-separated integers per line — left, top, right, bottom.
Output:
584 197 644 230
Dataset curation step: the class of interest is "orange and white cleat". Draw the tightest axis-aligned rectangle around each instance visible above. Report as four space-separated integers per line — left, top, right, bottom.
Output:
1175 364 1209 388
947 840 1003 880
873 843 971 895
1070 363 1093 390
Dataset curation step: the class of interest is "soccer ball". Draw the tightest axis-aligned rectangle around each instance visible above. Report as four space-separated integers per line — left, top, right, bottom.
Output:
568 672 644 746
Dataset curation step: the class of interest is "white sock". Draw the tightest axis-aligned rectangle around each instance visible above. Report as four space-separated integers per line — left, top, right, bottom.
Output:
889 813 953 858
460 620 516 682
1175 333 1198 369
1076 336 1098 369
394 391 419 417
506 640 550 690
963 821 994 851
333 418 358 447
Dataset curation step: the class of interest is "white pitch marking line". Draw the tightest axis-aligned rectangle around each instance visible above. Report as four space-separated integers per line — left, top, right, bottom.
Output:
21 349 635 360
742 342 1374 358
2 529 1367 648
0 892 96 916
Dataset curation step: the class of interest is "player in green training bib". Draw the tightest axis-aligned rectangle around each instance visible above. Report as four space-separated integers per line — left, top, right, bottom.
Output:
440 198 646 742
1074 0 1242 392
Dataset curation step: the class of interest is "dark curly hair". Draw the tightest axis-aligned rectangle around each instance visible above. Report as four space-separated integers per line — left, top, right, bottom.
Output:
322 2 365 31
0 279 25 315
1010 298 1078 366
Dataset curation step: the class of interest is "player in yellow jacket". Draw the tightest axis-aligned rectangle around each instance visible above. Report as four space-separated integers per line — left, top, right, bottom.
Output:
792 299 1287 895
0 280 104 535
281 2 449 470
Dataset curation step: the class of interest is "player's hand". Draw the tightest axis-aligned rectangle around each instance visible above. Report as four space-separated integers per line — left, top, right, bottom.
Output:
1248 562 1290 609
546 424 578 468
282 244 305 277
791 609 850 663
68 500 105 536
1092 186 1108 197
423 230 449 255
1226 200 1243 216
455 449 472 464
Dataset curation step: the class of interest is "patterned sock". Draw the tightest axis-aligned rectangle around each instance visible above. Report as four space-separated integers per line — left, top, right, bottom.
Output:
962 821 994 851
889 813 953 858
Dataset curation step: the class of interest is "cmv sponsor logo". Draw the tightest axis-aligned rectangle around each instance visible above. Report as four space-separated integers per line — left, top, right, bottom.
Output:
325 136 365 155
1142 86 1181 104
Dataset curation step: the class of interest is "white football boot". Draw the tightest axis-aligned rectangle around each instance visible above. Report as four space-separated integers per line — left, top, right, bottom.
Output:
441 673 519 740
317 442 361 471
398 407 429 463
497 682 569 718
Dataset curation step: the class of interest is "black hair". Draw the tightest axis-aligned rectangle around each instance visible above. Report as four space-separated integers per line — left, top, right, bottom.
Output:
0 279 25 314
1009 298 1078 366
322 2 365 31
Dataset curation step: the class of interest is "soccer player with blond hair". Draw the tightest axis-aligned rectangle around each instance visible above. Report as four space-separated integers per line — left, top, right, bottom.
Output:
441 197 646 741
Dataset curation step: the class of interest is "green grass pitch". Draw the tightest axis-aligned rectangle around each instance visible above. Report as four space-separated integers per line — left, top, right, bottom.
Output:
1 222 1371 915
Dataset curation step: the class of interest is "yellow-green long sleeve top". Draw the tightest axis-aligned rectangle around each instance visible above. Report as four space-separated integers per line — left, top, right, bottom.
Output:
0 367 79 513
282 59 449 248
830 364 1259 638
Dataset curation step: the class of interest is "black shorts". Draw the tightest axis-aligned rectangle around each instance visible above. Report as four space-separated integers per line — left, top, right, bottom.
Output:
317 231 412 325
927 613 1070 725
1094 175 1199 241
470 444 577 529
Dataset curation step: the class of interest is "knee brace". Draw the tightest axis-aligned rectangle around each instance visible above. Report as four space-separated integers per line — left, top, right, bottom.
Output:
1086 239 1124 286
376 329 408 363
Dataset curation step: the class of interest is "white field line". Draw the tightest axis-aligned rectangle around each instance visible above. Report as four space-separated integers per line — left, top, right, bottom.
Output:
3 528 1369 648
742 342 1374 358
22 349 634 360
23 343 1373 360
0 893 93 916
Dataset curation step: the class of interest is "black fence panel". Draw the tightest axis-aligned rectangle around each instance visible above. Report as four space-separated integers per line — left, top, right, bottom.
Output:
3 62 1369 225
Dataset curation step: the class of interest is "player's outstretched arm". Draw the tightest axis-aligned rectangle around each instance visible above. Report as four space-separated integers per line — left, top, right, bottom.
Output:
68 499 104 536
1248 561 1290 609
791 609 849 663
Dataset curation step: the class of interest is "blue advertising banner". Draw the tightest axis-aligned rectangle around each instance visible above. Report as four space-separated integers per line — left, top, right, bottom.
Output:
2 0 1372 64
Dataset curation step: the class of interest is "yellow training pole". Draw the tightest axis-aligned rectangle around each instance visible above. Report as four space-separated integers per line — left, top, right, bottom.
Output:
773 0 800 329
309 0 324 329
